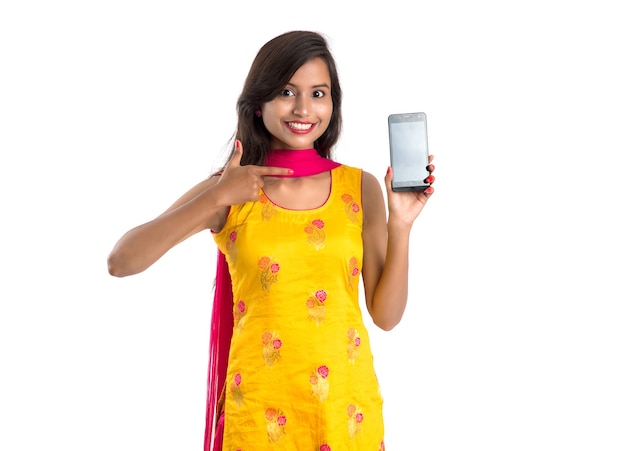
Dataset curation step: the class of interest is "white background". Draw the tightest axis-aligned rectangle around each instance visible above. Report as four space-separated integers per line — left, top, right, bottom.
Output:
1 1 625 450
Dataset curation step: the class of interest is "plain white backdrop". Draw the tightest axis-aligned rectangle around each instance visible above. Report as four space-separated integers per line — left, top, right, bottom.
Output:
1 1 625 450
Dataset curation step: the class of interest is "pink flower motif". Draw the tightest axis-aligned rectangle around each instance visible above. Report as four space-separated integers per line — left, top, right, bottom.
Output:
312 219 325 229
315 289 327 302
237 300 245 313
273 339 282 350
277 415 287 426
352 203 360 213
317 365 329 378
355 337 361 347
229 231 237 242
234 373 242 386
270 263 280 273
320 445 331 451
355 412 364 423
351 267 360 276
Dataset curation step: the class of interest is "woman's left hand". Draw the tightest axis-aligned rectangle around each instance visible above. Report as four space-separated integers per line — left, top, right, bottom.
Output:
384 155 435 226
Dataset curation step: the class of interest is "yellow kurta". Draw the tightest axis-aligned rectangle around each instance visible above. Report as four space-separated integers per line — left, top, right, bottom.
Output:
213 165 385 450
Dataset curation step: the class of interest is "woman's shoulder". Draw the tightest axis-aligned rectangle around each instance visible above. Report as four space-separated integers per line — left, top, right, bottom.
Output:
333 163 362 177
360 170 382 196
332 165 382 206
332 164 380 190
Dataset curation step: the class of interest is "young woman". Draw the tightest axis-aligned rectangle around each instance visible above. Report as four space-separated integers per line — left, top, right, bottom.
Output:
108 30 435 451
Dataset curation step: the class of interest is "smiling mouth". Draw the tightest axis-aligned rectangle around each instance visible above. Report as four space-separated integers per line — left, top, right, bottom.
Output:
287 121 313 131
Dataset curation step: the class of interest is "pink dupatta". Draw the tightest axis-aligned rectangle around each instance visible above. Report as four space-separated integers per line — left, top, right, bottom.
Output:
204 250 233 451
203 149 341 450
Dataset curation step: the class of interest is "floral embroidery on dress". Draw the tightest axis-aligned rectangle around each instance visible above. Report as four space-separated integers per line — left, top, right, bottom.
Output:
261 331 282 367
346 404 364 438
233 300 246 334
265 407 287 443
304 218 325 250
341 193 361 223
225 230 238 263
347 327 361 363
309 365 330 402
306 289 327 325
379 440 386 450
347 257 360 290
230 372 243 407
258 256 279 292
259 192 277 221
214 167 382 447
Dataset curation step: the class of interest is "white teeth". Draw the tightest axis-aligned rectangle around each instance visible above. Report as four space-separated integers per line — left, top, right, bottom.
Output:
288 122 312 130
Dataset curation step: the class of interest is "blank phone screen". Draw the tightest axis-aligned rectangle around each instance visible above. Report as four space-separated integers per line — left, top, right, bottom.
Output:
390 118 429 189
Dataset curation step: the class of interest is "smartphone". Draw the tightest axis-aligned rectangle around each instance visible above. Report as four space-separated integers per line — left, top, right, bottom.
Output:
388 112 430 192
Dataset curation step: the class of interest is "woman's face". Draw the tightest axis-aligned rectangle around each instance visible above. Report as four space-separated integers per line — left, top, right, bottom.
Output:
261 57 333 150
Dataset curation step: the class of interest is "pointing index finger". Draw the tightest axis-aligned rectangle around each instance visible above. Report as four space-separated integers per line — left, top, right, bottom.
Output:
257 166 295 177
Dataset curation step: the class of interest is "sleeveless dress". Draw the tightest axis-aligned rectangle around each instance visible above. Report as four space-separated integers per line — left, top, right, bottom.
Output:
213 165 385 450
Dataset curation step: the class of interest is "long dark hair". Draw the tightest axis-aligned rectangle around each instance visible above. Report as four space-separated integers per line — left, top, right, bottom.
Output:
224 30 343 167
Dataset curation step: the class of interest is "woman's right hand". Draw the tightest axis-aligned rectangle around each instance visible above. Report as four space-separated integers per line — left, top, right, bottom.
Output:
215 140 293 205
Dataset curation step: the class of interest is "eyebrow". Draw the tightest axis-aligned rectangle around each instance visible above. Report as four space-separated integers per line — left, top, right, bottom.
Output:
286 82 331 90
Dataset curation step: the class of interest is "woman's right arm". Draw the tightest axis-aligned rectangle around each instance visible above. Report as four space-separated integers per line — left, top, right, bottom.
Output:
107 176 229 277
107 140 294 277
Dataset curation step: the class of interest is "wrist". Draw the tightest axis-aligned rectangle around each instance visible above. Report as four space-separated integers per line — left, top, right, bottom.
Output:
387 216 412 238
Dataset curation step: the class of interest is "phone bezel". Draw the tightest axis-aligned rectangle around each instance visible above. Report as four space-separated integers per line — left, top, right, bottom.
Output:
388 112 430 192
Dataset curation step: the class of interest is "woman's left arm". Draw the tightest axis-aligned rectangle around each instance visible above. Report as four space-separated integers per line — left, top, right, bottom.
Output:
361 158 435 330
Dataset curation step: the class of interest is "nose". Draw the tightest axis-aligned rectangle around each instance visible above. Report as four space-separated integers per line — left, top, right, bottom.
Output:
293 94 311 117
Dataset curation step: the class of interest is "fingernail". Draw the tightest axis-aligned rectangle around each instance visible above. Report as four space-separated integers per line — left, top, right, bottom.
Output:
235 139 239 149
386 167 391 175
287 169 294 175
425 176 433 183
425 187 434 194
